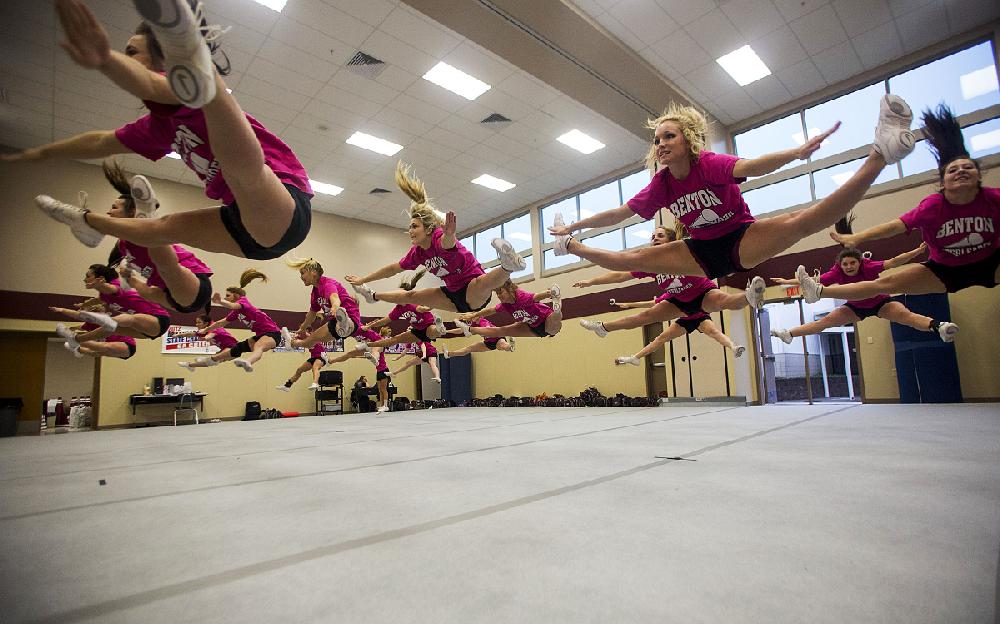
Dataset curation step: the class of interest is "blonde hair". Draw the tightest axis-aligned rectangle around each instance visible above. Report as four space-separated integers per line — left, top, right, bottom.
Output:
379 326 392 337
399 267 427 291
286 257 323 275
494 279 516 297
396 160 445 231
227 268 267 297
644 102 709 171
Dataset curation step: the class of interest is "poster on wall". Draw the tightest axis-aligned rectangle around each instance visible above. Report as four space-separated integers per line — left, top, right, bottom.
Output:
383 342 418 354
161 325 217 355
273 337 345 353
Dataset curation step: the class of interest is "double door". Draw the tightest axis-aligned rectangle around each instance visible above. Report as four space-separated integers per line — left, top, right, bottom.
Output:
644 311 733 399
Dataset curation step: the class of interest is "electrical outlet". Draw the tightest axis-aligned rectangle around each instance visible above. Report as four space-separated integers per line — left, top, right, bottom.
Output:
866 336 873 344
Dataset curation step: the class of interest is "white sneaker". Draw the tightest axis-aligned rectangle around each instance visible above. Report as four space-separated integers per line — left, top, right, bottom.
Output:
364 351 378 365
67 343 84 358
385 369 394 378
580 319 607 337
936 321 959 343
307 382 320 390
132 0 224 108
770 328 793 344
355 340 370 353
454 319 471 336
508 337 515 352
334 307 356 338
275 384 291 392
233 358 253 372
195 356 218 367
552 212 571 257
55 323 79 349
733 345 746 358
442 347 450 359
549 283 562 312
129 175 159 218
431 376 441 383
796 265 823 303
78 310 118 332
352 282 376 304
872 94 915 164
177 361 196 372
377 405 389 413
432 314 446 337
492 238 526 273
615 356 640 366
35 195 104 247
745 275 766 310
280 326 293 349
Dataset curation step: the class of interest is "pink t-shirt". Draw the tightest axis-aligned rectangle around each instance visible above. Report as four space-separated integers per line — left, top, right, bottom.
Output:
81 322 136 348
118 240 212 289
308 342 326 359
398 227 485 292
820 258 890 309
311 276 360 325
199 327 238 350
356 327 382 343
494 288 552 328
473 317 500 346
224 296 280 336
631 271 717 302
627 152 754 239
375 350 388 372
388 304 434 330
99 279 170 317
899 187 999 266
115 101 311 205
421 342 438 358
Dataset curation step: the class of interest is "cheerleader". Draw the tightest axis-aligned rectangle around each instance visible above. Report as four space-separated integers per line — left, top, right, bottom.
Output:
454 281 563 339
614 313 744 367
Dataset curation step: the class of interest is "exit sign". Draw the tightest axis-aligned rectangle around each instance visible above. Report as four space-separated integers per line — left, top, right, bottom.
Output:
784 285 801 297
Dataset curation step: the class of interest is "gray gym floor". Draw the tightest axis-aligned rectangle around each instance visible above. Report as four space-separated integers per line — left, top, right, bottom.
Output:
1 404 997 623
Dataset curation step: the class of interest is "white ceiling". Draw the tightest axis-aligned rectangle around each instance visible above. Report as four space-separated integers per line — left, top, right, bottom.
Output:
570 0 999 126
1 0 997 232
0 0 647 230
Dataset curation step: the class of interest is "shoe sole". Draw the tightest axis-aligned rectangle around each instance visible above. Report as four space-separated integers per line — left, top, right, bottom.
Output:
133 0 184 30
335 309 355 337
492 238 525 271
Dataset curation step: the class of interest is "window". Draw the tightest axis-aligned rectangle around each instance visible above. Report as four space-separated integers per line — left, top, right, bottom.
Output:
733 112 803 174
543 248 577 271
813 157 899 200
967 116 1000 158
540 197 575 244
473 225 502 266
900 139 939 177
510 252 533 280
624 222 654 248
742 175 812 216
889 41 1000 120
620 169 651 204
578 180 620 219
803 83 885 160
503 213 532 253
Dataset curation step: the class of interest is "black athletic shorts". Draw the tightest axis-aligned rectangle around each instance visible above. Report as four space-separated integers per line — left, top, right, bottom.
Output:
230 331 281 357
219 183 312 261
676 313 710 334
165 272 213 313
484 337 501 350
376 370 389 381
440 284 490 313
664 288 717 316
140 314 172 339
923 251 1000 293
121 341 137 359
527 323 554 338
306 356 324 366
683 222 752 279
845 299 889 320
410 326 432 342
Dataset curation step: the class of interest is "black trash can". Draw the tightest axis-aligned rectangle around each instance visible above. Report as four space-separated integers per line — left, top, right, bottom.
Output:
0 398 24 437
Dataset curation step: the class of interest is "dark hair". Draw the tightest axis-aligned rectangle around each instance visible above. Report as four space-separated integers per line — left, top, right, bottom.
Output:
88 263 119 282
103 160 136 217
135 20 231 76
834 212 855 236
836 248 863 264
197 314 212 324
921 104 979 181
400 267 426 290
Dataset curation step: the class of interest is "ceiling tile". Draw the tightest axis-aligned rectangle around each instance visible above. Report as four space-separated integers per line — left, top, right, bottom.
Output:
648 28 714 73
386 92 452 126
361 28 438 76
851 21 904 70
686 61 739 100
886 0 937 18
372 106 434 138
652 0 717 25
790 4 849 55
269 16 355 65
246 57 325 98
237 74 311 112
299 100 368 135
378 5 462 58
329 68 400 106
750 25 809 72
326 0 395 27
720 0 786 40
771 0 831 21
812 39 864 83
743 74 793 109
593 13 648 51
611 0 680 47
892 0 948 54
775 58 828 98
405 79 473 113
284 0 374 48
203 0 281 35
255 38 340 83
495 73 560 108
832 0 894 37
443 42 515 87
943 0 1000 34
684 9 745 58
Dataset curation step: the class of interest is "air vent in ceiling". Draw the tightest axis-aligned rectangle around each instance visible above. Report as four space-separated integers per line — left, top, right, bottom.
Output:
481 113 512 130
369 187 391 195
346 51 386 79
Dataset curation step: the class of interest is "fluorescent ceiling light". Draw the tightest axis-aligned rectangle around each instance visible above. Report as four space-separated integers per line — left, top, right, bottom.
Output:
960 66 999 100
471 174 515 192
166 152 181 159
970 128 1000 153
792 128 821 146
557 129 605 154
346 131 403 156
309 179 344 196
422 62 491 100
250 0 287 11
716 45 771 86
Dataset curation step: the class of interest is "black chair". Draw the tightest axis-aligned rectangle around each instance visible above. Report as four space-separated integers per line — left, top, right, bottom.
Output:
315 370 343 415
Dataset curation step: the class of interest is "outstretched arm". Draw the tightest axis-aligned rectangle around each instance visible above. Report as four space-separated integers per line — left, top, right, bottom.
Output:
346 262 404 286
362 316 390 331
0 130 130 162
830 219 908 248
298 310 319 334
459 307 496 323
733 123 840 178
211 293 242 311
769 277 799 285
613 299 656 310
883 242 928 269
550 205 635 236
440 211 457 250
572 271 634 288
